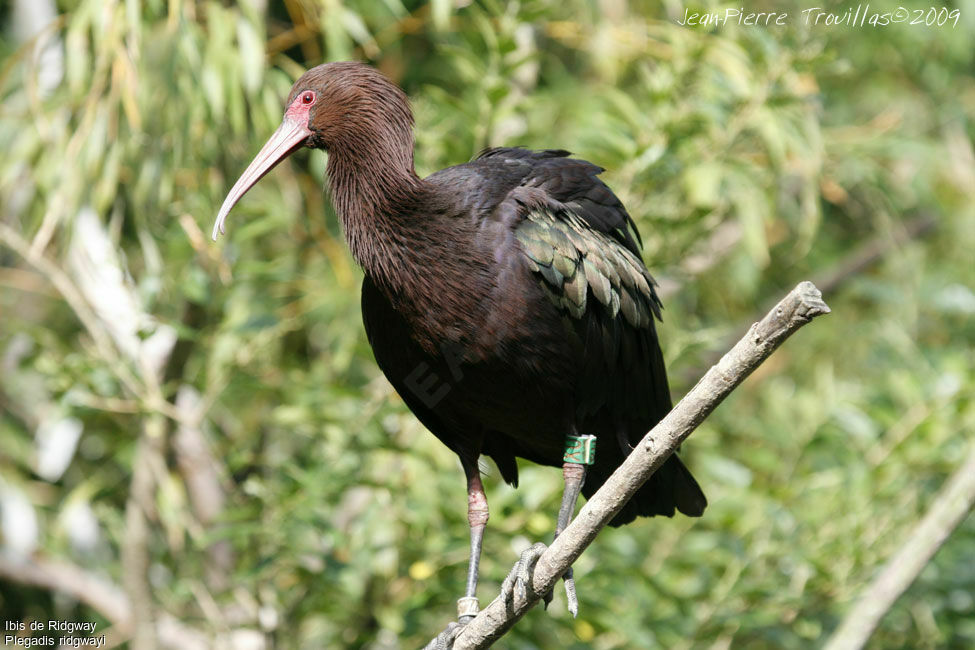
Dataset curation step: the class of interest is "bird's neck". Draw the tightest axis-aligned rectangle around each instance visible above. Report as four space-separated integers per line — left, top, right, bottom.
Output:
327 147 490 353
327 144 425 278
328 146 466 303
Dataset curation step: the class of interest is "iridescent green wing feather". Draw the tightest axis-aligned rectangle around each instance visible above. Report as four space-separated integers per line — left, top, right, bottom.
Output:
515 208 661 326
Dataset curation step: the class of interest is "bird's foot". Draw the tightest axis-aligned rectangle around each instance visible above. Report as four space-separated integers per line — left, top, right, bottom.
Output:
499 542 580 617
540 566 579 617
423 621 463 650
423 596 479 650
500 542 548 607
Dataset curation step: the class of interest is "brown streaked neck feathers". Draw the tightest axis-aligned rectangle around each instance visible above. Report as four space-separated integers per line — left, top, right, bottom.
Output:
326 148 426 288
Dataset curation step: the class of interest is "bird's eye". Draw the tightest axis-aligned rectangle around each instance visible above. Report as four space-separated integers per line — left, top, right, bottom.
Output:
301 91 315 105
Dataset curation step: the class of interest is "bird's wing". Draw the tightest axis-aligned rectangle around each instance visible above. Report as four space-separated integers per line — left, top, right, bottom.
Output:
496 149 661 329
515 206 660 325
478 147 644 253
501 151 672 447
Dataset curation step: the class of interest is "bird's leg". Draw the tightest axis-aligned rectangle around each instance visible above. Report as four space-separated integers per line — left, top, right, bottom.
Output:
500 435 595 615
551 459 588 616
458 467 488 624
549 432 595 616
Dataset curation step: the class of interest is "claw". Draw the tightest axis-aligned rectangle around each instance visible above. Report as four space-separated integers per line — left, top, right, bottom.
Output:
541 566 577 616
423 621 464 650
501 542 548 605
563 566 578 617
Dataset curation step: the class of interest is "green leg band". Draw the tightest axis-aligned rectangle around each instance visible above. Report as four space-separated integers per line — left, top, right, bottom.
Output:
564 434 597 465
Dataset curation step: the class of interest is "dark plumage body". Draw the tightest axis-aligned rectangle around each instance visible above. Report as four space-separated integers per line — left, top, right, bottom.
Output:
359 147 705 524
213 61 706 620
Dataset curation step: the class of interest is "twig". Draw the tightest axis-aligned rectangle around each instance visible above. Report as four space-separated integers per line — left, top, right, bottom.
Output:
677 213 934 387
121 416 165 650
811 213 935 297
0 554 132 632
173 386 233 590
430 281 831 649
0 553 243 649
0 223 143 398
823 443 975 650
657 220 743 300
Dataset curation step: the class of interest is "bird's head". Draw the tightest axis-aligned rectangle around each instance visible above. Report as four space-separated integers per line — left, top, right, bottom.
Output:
212 62 413 240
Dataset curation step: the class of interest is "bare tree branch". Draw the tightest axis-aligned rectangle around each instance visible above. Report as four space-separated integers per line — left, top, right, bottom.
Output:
429 281 831 649
823 443 975 650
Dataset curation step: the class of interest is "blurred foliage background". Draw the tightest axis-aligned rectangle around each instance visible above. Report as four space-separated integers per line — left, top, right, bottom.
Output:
1 0 974 648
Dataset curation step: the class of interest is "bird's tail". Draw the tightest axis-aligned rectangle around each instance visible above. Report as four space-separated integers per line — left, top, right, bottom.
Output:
583 453 707 527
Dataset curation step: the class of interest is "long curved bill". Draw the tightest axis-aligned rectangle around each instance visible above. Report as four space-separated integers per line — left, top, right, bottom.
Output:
211 116 312 240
